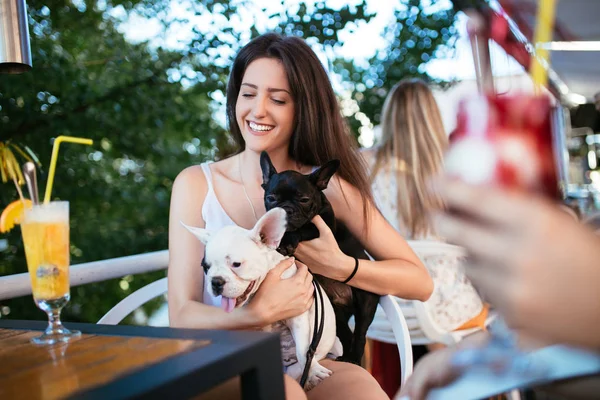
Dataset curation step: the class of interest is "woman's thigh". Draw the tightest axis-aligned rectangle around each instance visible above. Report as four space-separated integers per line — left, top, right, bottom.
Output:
307 360 389 400
193 374 306 400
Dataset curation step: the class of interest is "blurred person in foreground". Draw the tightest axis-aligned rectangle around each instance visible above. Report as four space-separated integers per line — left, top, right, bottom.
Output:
399 179 600 400
361 79 488 395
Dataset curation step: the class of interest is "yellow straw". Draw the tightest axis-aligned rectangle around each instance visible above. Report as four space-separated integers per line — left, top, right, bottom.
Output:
530 0 557 93
43 136 94 204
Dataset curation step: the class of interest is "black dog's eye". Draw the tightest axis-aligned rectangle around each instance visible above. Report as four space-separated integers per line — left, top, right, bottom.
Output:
232 262 242 268
266 195 277 203
299 197 311 204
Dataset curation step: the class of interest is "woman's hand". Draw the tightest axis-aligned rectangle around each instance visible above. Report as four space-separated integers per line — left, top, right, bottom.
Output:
295 216 351 281
247 257 314 325
398 346 465 400
399 332 490 400
433 178 600 349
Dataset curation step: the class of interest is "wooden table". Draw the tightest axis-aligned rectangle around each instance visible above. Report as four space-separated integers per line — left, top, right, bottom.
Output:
0 320 285 400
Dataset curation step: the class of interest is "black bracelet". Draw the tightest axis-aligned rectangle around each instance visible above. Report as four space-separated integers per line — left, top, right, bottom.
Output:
342 257 359 284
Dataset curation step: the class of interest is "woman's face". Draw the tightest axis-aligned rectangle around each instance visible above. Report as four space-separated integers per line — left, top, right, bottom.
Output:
235 57 295 154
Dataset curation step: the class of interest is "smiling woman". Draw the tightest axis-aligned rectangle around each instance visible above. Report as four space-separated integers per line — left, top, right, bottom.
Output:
234 58 296 153
167 32 432 400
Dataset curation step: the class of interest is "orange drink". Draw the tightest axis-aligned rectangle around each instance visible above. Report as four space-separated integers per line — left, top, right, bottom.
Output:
21 205 70 300
21 201 80 344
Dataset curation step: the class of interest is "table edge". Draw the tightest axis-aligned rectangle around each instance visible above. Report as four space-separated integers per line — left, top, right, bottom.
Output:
0 320 285 400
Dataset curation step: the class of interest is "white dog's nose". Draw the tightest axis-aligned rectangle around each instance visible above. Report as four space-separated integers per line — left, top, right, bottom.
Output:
211 277 226 296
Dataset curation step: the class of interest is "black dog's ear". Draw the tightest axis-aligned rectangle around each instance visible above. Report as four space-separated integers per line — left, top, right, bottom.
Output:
309 160 340 190
260 151 277 187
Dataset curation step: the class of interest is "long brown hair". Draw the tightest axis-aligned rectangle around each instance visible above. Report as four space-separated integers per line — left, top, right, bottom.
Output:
371 79 447 237
226 33 373 223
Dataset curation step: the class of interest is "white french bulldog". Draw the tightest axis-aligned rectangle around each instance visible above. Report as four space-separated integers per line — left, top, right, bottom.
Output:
181 207 341 389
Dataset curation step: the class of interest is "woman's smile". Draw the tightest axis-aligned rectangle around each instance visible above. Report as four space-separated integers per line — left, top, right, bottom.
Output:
247 120 275 136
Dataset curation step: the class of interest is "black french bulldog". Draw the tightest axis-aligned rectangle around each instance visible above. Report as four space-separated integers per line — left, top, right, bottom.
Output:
260 151 379 365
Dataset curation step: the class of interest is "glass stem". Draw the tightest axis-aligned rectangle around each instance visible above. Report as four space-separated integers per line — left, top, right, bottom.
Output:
46 307 63 333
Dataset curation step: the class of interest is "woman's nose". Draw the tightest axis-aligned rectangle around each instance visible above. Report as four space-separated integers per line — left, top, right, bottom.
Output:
252 95 267 118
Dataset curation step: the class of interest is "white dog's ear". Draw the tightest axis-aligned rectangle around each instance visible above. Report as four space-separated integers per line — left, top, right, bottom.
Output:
180 221 212 244
251 208 287 248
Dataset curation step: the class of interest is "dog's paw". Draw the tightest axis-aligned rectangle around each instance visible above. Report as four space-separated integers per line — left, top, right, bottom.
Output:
286 362 303 381
281 243 297 256
305 362 333 390
276 243 296 257
285 244 296 255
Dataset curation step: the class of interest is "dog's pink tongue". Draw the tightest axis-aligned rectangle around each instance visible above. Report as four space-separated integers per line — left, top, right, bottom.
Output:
221 296 236 313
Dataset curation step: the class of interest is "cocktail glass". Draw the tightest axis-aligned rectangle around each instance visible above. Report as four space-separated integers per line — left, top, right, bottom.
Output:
21 201 81 345
444 93 559 380
446 93 562 199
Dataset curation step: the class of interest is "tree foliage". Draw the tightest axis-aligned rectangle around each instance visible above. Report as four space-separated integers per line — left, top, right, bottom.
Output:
0 0 456 323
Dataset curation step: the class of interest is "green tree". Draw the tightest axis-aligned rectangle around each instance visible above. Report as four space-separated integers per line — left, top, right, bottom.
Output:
1 0 456 324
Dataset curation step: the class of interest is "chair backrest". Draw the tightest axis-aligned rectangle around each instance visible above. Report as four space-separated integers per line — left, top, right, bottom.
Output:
379 295 413 385
97 277 168 325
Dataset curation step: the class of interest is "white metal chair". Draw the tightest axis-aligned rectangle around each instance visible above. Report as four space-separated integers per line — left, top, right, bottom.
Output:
98 278 414 386
97 277 168 325
379 294 413 385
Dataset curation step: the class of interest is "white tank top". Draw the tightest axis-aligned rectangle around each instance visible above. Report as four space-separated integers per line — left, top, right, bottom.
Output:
198 161 302 367
199 162 236 307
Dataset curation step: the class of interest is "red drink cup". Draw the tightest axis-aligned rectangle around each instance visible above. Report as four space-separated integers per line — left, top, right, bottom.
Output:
445 94 561 200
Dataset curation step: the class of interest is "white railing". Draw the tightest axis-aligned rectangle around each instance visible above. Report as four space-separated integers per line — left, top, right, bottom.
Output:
0 250 168 301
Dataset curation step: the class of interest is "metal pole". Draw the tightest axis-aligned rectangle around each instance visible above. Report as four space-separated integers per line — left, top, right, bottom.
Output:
0 0 32 74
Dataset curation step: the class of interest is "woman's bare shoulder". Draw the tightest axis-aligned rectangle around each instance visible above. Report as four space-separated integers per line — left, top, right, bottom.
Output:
173 164 207 192
325 175 364 214
206 156 238 182
170 165 209 229
173 155 236 189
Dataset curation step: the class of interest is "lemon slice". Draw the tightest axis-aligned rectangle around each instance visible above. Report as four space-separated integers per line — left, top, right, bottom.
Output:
0 199 33 233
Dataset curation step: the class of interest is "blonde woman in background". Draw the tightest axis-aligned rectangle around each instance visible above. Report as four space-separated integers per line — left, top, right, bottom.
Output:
362 78 447 239
361 79 487 397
